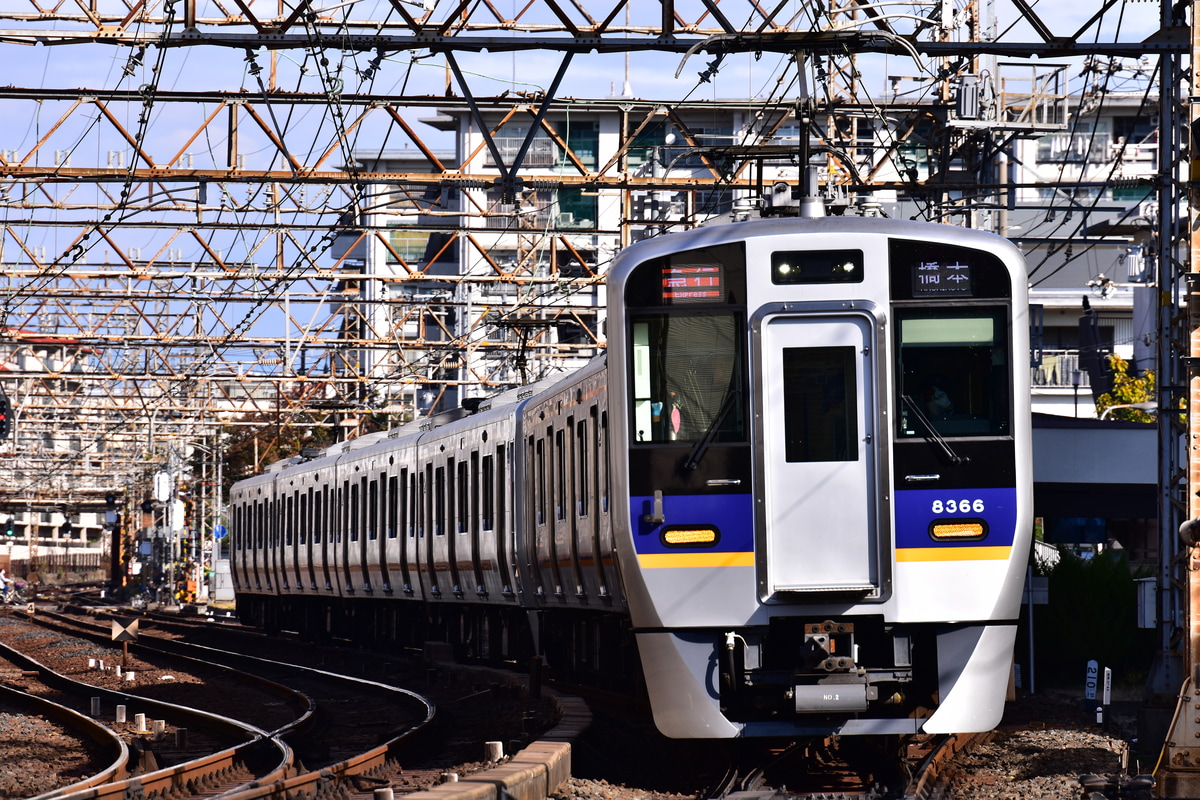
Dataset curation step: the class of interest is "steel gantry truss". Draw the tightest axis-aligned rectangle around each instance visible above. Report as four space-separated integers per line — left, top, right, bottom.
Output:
3 10 1199 772
3 0 1067 500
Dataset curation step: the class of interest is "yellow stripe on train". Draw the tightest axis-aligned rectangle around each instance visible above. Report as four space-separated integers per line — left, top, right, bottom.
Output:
896 546 1012 562
637 547 1011 568
638 551 756 569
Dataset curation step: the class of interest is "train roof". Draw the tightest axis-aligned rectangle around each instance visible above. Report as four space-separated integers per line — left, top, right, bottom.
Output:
256 364 597 477
610 214 1021 280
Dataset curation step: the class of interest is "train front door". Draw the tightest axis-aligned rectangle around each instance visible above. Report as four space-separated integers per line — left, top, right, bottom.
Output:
759 312 880 595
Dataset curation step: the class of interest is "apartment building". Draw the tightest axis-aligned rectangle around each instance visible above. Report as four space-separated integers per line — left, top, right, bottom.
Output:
331 85 1159 421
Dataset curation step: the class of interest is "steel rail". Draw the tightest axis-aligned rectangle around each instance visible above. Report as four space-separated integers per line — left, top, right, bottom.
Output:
0 681 131 800
50 606 440 800
903 732 993 800
0 615 297 800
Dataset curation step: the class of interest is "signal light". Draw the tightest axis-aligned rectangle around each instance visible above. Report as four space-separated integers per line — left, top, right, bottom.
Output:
0 389 11 441
3 517 13 537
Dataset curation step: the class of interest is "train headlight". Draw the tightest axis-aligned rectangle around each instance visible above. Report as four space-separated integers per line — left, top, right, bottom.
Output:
929 520 987 541
662 527 719 547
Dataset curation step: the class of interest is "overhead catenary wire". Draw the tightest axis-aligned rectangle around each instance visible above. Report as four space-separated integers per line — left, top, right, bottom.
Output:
0 0 1163 503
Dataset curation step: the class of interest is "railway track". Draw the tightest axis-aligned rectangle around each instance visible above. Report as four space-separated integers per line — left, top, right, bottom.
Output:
21 595 1040 800
0 675 127 797
0 611 293 799
1 600 583 800
695 736 923 800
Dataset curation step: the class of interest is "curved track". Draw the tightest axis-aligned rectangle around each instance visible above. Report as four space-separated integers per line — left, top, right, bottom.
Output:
0 679 129 798
0 610 293 799
56 594 1001 800
2 603 459 800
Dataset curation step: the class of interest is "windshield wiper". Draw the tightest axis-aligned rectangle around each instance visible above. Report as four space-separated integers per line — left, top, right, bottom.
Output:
901 395 968 466
682 387 739 471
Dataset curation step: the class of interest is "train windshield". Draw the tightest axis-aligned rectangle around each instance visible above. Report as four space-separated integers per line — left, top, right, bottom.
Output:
896 307 1010 438
629 313 746 444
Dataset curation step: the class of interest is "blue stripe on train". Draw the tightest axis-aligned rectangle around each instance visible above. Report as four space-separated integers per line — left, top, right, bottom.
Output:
630 493 754 555
894 487 1018 549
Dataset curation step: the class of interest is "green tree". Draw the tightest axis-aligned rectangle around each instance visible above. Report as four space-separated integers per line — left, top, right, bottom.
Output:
1094 353 1154 422
221 409 340 489
1033 547 1154 686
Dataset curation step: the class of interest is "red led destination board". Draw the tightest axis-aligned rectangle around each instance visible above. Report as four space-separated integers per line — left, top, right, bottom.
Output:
662 265 722 302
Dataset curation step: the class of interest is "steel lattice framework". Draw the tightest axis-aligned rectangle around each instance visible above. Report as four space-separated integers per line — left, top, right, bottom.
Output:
0 0 1179 553
7 0 1200 786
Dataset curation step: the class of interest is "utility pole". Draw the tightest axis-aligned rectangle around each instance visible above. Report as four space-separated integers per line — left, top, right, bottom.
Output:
1153 2 1199 793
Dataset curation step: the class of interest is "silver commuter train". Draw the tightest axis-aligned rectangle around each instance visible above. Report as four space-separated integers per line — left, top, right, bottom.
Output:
231 214 1032 739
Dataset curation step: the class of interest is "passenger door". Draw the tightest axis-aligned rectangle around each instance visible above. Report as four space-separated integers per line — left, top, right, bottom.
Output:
759 313 880 595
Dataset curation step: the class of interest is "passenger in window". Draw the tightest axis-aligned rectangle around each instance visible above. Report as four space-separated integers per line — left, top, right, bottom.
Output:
924 380 954 420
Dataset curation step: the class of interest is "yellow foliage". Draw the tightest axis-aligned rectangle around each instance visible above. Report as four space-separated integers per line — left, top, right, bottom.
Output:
1094 353 1155 422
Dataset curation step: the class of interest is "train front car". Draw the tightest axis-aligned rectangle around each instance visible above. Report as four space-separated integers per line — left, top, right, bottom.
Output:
607 216 1032 738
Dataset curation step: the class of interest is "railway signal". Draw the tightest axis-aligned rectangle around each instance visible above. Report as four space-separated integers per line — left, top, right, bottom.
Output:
0 388 12 441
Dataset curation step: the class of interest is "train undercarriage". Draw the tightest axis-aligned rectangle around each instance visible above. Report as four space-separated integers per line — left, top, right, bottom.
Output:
234 593 642 694
717 616 940 725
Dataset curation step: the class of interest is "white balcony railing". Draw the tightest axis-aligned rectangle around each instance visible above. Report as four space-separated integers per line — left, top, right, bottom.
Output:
1031 349 1106 388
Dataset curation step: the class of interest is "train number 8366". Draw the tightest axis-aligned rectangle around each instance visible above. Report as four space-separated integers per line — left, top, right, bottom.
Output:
930 498 985 514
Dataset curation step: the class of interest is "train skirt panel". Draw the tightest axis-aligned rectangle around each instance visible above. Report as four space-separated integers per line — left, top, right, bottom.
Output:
924 623 1019 733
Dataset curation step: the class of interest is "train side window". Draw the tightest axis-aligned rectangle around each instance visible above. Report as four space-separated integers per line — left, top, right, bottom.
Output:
293 491 301 545
349 482 360 542
255 502 263 549
315 488 324 544
401 468 411 538
338 483 347 543
285 495 294 547
300 490 309 546
447 458 456 535
388 474 399 539
535 436 546 526
577 415 589 517
497 443 508 540
457 459 469 534
556 427 566 522
600 411 608 514
288 493 297 546
896 307 1010 438
630 313 746 444
418 469 426 538
368 478 379 541
470 451 480 537
481 454 494 531
435 466 446 536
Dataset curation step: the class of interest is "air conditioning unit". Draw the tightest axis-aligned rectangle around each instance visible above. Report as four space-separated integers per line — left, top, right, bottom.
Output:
557 213 575 226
